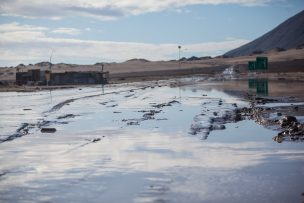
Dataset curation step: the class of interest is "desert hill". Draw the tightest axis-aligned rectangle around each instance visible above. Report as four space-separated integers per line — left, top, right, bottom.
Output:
225 10 304 57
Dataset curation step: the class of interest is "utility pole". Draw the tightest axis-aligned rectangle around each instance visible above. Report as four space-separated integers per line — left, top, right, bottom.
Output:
178 45 181 68
178 45 182 101
46 50 54 87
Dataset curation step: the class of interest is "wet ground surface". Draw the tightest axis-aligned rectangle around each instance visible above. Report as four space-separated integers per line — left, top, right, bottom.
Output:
0 77 304 203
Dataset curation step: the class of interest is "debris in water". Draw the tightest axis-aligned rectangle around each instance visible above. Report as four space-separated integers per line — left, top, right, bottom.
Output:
57 114 77 119
41 128 56 133
127 121 140 125
92 138 101 143
152 100 180 108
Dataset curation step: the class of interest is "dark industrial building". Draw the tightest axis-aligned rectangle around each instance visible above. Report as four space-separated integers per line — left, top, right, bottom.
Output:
16 69 109 86
16 69 43 85
51 72 109 85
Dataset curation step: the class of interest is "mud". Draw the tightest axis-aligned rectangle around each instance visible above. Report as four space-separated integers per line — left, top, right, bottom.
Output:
57 114 78 119
0 123 31 143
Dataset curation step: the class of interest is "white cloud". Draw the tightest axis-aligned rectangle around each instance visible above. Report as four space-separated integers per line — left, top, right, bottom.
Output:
52 27 81 35
0 23 249 66
0 0 273 20
0 22 48 32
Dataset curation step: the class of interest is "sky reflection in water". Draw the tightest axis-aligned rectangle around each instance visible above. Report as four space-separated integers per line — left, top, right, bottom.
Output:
0 79 303 203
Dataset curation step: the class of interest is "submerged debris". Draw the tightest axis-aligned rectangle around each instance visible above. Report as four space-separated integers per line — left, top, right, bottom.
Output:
142 110 162 120
190 116 229 138
41 128 56 133
57 114 78 119
152 100 180 108
92 138 101 143
107 104 118 108
127 121 140 126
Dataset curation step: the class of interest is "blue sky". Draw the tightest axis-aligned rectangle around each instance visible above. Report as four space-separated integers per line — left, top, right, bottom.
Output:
0 0 303 66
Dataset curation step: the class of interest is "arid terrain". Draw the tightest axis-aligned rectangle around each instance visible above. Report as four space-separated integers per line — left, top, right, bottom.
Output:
0 48 303 88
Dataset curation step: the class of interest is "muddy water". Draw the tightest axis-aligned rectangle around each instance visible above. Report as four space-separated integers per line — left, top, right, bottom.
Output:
0 78 303 203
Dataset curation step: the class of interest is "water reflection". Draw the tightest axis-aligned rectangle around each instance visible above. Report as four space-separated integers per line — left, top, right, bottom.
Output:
248 78 268 96
0 79 303 203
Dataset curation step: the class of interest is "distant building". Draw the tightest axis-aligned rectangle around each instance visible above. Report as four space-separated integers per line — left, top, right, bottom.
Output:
16 69 109 86
51 71 109 85
16 69 41 85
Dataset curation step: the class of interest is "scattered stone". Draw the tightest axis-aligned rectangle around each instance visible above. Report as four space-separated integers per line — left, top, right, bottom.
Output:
273 135 284 143
279 116 297 127
23 109 32 111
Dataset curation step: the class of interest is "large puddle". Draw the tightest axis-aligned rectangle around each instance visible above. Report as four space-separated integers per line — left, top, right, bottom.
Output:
0 78 304 203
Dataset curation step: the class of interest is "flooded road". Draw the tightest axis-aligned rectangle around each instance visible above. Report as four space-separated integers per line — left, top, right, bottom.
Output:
0 78 304 203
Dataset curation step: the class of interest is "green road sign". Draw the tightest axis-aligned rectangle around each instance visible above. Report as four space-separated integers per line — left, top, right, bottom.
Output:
256 57 268 70
248 61 256 71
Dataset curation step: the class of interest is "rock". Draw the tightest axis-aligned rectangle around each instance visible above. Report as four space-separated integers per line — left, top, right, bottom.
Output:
279 116 297 127
277 112 282 116
273 135 284 143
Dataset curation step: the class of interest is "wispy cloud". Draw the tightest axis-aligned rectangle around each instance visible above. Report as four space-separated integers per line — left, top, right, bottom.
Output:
0 22 48 32
0 23 249 66
0 0 273 20
52 27 81 35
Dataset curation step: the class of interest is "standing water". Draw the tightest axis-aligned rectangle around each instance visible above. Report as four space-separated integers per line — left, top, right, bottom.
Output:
0 78 303 203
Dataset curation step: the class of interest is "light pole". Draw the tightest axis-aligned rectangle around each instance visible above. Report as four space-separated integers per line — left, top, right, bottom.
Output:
178 45 181 68
178 45 182 101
